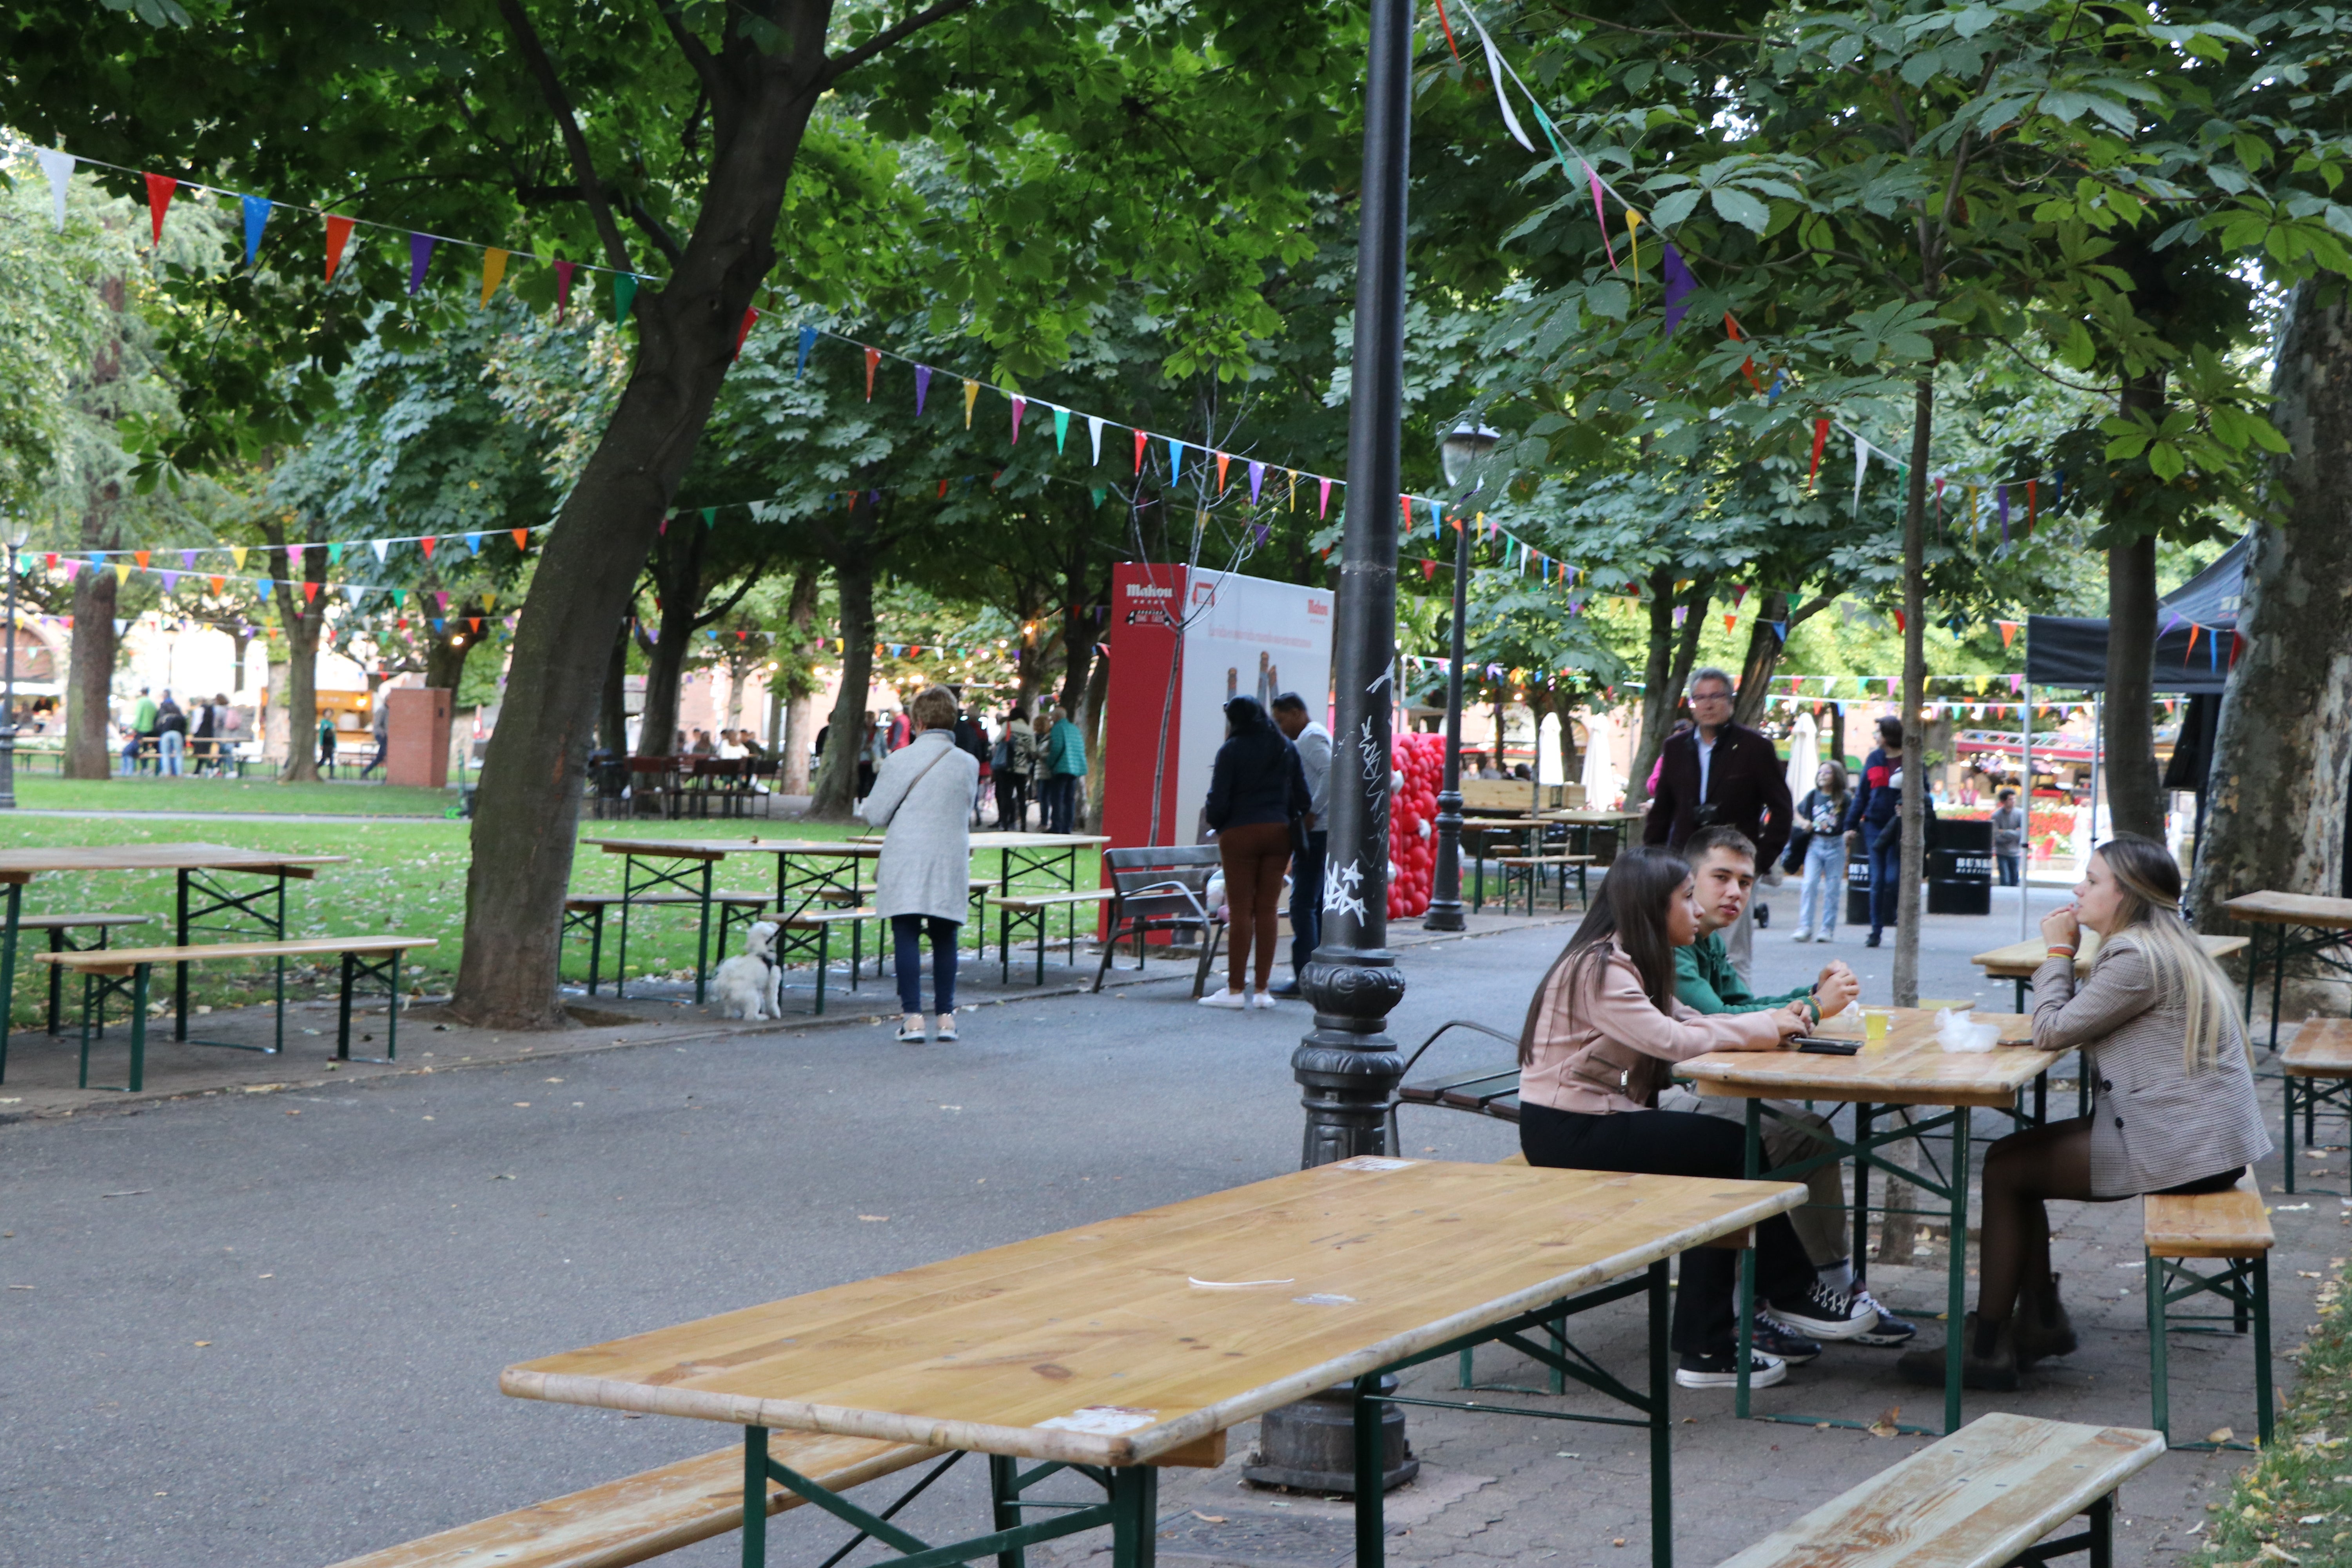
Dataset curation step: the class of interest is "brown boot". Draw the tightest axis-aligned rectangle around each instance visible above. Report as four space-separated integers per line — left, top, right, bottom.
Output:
1895 1312 2020 1392
2013 1275 2078 1366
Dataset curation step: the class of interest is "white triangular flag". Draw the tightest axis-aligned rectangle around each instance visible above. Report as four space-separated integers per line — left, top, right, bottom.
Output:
370 539 389 563
1853 435 1867 517
36 149 73 231
1087 416 1104 466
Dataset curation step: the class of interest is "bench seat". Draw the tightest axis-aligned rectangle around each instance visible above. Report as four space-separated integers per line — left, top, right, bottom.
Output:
2283 1016 2352 1075
14 912 154 932
14 913 154 1037
2145 1176 2273 1259
1717 1412 2161 1568
37 933 432 978
2143 1174 2274 1448
993 889 1114 987
326 1433 938 1568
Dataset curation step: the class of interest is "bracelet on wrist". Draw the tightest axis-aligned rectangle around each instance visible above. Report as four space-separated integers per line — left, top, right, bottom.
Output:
2046 944 2076 957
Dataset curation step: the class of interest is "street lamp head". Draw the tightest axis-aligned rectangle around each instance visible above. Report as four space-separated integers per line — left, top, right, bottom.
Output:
1437 421 1502 489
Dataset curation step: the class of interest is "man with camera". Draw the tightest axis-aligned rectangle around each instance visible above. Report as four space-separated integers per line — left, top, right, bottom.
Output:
1641 666 1793 981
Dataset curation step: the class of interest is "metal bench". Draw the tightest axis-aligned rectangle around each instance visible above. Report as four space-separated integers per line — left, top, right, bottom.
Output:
1092 846 1221 993
776 907 877 1015
1386 1019 1525 1149
16 913 154 1035
2281 1017 2352 1193
1717 1412 2162 1567
2143 1173 2274 1450
40 934 435 1092
1492 854 1594 916
563 892 770 996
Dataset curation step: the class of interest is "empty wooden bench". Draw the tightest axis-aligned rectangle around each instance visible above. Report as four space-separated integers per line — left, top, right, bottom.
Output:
2144 1173 2274 1449
1717 1412 2161 1567
325 1431 942 1568
563 892 769 997
41 935 435 1093
13 913 154 1035
991 887 1115 985
1492 854 1594 916
775 907 877 1015
2281 1017 2352 1193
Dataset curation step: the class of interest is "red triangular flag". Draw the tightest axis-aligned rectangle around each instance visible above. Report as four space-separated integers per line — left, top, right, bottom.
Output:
1893 610 1907 633
144 173 176 246
1216 452 1231 494
554 259 574 323
511 529 528 550
324 214 355 281
302 580 319 604
1132 429 1147 474
937 479 949 499
733 306 759 359
864 346 880 400
468 617 482 634
1421 559 1436 579
420 537 437 560
1808 418 1829 489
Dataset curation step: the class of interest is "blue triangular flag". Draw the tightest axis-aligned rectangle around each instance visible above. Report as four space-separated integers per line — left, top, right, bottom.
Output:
1167 439 1183 483
797 327 817 378
241 195 271 266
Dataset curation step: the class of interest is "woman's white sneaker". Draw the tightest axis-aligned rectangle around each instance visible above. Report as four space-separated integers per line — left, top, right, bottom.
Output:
1249 991 1278 1009
1199 989 1247 1009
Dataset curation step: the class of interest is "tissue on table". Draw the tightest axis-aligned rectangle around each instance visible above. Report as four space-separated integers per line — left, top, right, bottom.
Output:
1935 1007 1999 1053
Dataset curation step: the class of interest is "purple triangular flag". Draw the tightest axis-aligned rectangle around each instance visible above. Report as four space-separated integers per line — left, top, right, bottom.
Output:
180 549 195 569
1249 461 1266 505
408 232 436 295
1661 242 1696 336
915 365 932 415
160 570 180 592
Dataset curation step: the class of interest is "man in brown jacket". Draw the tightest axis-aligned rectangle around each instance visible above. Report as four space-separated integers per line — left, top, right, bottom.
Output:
1642 666 1793 979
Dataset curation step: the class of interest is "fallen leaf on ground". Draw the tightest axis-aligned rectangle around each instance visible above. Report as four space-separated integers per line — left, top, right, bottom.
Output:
1192 1513 1226 1523
2209 1427 2236 1444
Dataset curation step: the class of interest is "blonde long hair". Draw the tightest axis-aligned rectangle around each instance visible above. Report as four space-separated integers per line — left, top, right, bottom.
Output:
2095 835 2240 1075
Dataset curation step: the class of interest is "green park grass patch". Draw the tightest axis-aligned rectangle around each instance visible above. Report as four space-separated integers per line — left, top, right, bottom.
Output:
2193 1257 2352 1566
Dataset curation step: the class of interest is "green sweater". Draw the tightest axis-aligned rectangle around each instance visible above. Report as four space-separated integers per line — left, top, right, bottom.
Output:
1675 931 1817 1021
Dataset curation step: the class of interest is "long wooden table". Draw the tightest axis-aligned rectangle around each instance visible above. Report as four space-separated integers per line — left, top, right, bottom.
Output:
1681 1007 2057 1436
1970 929 2250 1012
2221 890 2352 1053
503 1158 1804 1568
0 842 347 1080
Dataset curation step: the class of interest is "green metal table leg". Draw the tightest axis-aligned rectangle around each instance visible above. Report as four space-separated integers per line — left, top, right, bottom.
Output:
588 905 606 996
616 856 639 999
2287 1069 2300 1193
694 858 714 1005
1851 1102 1874 1290
2145 1250 2170 1445
128 964 148 1093
1354 1373 1385 1568
1650 1258 1673 1568
2270 927 2289 1055
2254 1252 2274 1446
338 951 356 1058
1945 1104 1970 1434
273 872 287 1055
743 1426 768 1567
1736 1096 1760 1420
0 879 18 1082
2087 1494 2113 1568
386 953 402 1060
1110 1466 1157 1568
175 867 191 1040
990 1455 1024 1568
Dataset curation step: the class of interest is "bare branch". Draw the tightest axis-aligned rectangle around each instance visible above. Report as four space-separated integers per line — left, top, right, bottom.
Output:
822 0 984 89
494 0 635 275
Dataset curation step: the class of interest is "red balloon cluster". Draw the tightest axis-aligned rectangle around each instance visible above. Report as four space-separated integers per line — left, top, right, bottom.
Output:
1386 731 1445 919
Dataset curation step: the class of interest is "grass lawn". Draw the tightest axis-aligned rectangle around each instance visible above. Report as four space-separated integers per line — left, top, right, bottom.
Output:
16 776 463 817
2190 1257 2352 1566
0 813 1089 1025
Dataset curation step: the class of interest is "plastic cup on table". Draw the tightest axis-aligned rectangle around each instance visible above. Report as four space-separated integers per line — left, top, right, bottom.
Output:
1864 1009 1891 1044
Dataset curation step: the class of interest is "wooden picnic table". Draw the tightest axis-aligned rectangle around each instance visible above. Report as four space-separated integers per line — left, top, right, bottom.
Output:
1681 1006 2058 1436
2221 890 2352 1053
502 1156 1802 1568
1971 930 2249 1012
0 842 348 1081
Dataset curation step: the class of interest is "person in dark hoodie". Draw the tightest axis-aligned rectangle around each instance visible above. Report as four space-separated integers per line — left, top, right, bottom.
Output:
1200 695 1309 1011
1841 715 1935 947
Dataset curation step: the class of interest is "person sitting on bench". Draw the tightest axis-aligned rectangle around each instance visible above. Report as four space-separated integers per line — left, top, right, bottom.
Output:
1655 826 1919 1357
1896 833 2270 1392
1516 846 1880 1392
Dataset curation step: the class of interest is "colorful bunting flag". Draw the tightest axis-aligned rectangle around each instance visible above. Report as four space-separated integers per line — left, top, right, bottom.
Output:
1053 406 1069 454
554 258 574 322
914 365 931 415
613 272 637 325
1011 396 1027 443
864 346 880 399
1660 242 1695 335
408 232 435 295
963 379 980 429
241 194 271 266
37 149 73 231
144 173 175 246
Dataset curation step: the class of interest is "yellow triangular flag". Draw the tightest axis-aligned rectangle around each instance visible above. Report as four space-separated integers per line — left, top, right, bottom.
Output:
482 590 496 610
479 248 508 307
1287 470 1298 512
1627 210 1643 285
114 562 132 586
962 380 980 429
230 546 247 571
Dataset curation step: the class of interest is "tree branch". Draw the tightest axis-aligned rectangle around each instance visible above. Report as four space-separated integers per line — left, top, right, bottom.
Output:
657 2 728 103
494 0 635 275
822 0 984 88
693 568 768 630
1786 590 1840 630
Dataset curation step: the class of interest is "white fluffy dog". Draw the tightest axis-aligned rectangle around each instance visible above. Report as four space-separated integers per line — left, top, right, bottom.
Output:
711 920 783 1020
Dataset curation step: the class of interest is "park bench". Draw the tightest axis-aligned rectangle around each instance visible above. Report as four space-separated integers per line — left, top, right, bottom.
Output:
562 891 770 997
2281 1017 2352 1192
1092 846 1221 993
991 886 1116 985
1716 1412 2161 1567
324 1431 943 1568
775 906 878 1014
1387 1019 1526 1149
13 912 153 1035
40 934 434 1093
1492 853 1593 916
2143 1172 2274 1449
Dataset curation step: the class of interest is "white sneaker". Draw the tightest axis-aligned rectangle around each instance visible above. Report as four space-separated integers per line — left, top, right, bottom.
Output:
1198 989 1247 1009
1249 991 1277 1009
1791 930 1813 943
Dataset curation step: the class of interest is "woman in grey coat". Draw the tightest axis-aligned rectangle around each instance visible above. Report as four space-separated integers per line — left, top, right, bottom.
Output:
858 685 980 1043
1899 833 2269 1391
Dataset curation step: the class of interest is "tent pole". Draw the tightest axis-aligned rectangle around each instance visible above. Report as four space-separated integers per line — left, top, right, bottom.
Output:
2020 682 2033 941
2089 691 2102 856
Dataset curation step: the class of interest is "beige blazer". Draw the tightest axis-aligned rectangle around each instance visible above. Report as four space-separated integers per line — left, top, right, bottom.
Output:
1520 940 1784 1115
2031 931 2270 1197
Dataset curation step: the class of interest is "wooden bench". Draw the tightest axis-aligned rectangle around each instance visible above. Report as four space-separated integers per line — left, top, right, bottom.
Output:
2281 1017 2352 1193
1492 854 1594 916
991 887 1116 985
1717 1412 2162 1567
326 1432 942 1568
40 935 435 1093
13 913 154 1035
775 907 877 1015
2143 1173 2274 1449
563 892 770 997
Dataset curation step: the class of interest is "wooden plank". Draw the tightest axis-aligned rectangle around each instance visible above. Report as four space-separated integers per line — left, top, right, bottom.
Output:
564 893 770 909
1970 931 2245 980
1492 856 1594 867
2221 889 2352 929
501 1159 1803 1467
1683 1009 2053 1110
581 840 736 862
969 833 1112 850
38 935 435 975
778 909 875 928
1716 1412 2162 1568
992 890 1118 911
2145 1176 2273 1259
0 842 347 877
324 1434 937 1568
2284 1019 2352 1076
10 913 153 931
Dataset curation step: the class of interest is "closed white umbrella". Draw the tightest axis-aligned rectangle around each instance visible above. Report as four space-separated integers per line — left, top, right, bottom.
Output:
1580 709 1624 809
1785 711 1818 799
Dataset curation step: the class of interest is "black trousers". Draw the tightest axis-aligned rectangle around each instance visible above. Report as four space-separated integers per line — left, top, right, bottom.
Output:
1289 829 1326 976
1521 1102 1818 1360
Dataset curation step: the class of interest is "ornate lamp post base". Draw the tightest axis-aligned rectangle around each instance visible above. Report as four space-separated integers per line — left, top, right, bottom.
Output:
1244 1376 1419 1495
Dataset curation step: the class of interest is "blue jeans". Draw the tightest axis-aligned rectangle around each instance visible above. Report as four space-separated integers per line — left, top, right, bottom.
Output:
892 914 958 1015
160 730 183 776
1289 829 1326 978
1865 820 1903 935
1042 773 1079 833
1797 834 1845 937
1997 853 2020 886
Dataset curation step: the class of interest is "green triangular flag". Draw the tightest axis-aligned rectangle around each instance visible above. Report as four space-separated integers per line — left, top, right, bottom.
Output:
613 273 637 325
1090 487 1107 507
327 542 343 565
701 507 716 528
1053 407 1070 453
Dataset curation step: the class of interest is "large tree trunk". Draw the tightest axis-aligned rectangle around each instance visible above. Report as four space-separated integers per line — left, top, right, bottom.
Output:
598 619 630 756
808 555 876 819
425 628 476 692
1624 569 1711 808
778 567 821 795
451 11 833 1029
2189 280 2352 954
1731 590 1789 729
634 613 695 757
266 539 332 784
2103 521 2165 841
65 499 120 780
1894 376 1933 1007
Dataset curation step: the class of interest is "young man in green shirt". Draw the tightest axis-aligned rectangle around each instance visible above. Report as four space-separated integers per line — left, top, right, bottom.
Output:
1659 826 1918 1353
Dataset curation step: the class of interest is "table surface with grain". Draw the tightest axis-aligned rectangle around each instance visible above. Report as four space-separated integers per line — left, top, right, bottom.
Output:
1541 809 1646 825
0 842 348 884
2221 890 2352 929
501 1158 1802 1467
1970 930 2248 978
1681 1007 2056 1108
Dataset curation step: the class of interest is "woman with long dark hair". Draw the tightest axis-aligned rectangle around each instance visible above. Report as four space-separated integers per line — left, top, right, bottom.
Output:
1518 847 1879 1388
1201 695 1309 1009
1897 833 2269 1390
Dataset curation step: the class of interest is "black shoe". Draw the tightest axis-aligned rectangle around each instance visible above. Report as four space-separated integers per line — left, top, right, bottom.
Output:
1753 1317 1822 1365
1865 931 1882 948
2014 1274 2078 1365
1676 1350 1786 1390
1847 1290 1920 1348
1764 1280 1878 1340
1754 903 1771 928
1267 979 1303 998
1895 1312 2018 1392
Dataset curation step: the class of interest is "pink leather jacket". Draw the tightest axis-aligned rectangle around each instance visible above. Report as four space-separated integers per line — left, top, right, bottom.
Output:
1520 940 1786 1114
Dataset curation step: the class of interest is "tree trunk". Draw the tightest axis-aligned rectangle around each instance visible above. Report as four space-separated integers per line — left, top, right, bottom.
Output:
425 628 475 692
635 611 696 757
2189 280 2352 950
1625 570 1711 808
65 501 121 780
598 619 630 756
2104 527 2165 840
1895 376 1933 1007
452 11 835 1029
266 539 332 784
778 567 821 795
808 556 876 819
1731 590 1789 729
1080 651 1111 831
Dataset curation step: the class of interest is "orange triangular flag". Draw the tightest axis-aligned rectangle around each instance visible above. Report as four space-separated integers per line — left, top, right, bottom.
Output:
864 346 880 400
511 529 528 551
208 576 224 595
1216 452 1231 494
134 550 150 568
324 214 355 281
1998 620 2019 648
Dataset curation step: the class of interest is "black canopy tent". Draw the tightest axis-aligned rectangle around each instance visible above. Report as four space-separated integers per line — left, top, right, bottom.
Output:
2023 534 2250 695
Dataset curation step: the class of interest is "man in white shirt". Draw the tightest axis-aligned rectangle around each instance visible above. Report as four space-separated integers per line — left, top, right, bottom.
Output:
1267 692 1332 997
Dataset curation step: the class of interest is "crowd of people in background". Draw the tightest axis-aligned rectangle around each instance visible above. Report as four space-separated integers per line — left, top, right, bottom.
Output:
117 686 240 777
826 695 1090 834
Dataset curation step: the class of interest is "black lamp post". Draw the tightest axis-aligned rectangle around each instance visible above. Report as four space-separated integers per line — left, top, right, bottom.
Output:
1422 423 1499 933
